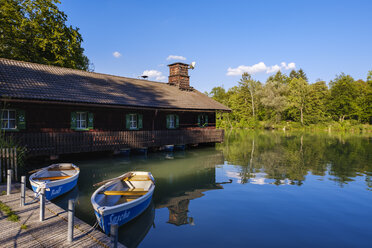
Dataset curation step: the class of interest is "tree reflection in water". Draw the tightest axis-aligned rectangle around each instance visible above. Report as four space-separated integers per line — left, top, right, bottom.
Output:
217 130 372 188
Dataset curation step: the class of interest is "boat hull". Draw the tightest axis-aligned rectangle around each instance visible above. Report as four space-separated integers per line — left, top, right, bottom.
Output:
95 190 153 234
163 145 174 152
30 176 78 200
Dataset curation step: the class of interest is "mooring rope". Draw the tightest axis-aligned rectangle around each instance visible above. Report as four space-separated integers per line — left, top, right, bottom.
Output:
26 191 41 204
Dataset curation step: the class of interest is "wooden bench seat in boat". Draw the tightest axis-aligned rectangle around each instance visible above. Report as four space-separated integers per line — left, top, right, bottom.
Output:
123 175 151 181
101 190 148 196
33 175 72 181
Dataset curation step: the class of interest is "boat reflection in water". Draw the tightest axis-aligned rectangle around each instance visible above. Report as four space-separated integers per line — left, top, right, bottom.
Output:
117 202 155 248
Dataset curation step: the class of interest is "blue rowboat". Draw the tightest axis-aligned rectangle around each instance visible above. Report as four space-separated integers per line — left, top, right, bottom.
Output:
91 171 155 234
163 145 174 152
29 163 80 200
174 144 186 150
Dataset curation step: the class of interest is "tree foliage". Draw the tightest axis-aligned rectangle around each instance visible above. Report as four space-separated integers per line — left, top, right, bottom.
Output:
288 78 309 125
329 74 358 122
0 0 90 70
209 69 372 128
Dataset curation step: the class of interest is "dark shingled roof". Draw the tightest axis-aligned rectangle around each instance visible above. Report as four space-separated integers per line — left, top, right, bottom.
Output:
0 58 230 112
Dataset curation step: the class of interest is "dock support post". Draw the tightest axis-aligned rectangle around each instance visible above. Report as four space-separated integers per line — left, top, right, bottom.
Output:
20 176 25 206
7 169 12 195
110 223 118 248
39 188 45 221
67 199 75 243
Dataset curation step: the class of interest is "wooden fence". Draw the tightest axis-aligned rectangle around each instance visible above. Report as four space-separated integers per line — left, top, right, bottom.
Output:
5 129 224 157
0 148 18 182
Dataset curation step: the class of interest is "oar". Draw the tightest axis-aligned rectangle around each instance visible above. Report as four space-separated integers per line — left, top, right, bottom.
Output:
28 168 42 174
93 172 133 187
33 175 72 181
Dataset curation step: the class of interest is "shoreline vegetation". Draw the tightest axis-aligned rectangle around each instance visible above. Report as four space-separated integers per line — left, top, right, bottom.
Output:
223 121 372 133
208 69 372 133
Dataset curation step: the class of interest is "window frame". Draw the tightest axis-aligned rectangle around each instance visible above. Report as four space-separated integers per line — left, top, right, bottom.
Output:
129 113 138 130
169 114 175 129
198 114 208 128
1 109 17 130
76 111 88 130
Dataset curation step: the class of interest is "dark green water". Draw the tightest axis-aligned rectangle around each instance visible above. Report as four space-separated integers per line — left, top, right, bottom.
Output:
52 131 372 248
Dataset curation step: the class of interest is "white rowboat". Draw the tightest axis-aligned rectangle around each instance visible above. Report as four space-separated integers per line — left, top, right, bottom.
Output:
29 163 80 200
91 171 155 234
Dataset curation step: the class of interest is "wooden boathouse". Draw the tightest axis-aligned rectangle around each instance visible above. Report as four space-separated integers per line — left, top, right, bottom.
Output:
0 58 230 157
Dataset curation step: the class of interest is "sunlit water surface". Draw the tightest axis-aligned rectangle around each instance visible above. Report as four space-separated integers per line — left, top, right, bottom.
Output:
49 131 372 248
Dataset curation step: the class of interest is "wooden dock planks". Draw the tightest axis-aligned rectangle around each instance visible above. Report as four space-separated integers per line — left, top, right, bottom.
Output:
0 185 126 248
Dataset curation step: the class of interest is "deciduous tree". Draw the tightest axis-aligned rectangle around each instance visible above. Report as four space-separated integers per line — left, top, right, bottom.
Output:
0 0 90 70
288 78 309 125
329 74 357 122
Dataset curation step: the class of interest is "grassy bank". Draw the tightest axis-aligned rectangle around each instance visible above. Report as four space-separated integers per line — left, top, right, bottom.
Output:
219 120 372 133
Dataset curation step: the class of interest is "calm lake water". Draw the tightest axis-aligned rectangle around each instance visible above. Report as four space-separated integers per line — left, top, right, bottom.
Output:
50 130 372 248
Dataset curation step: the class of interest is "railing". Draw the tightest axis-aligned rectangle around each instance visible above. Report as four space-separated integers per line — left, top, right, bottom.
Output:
5 129 224 157
0 147 18 182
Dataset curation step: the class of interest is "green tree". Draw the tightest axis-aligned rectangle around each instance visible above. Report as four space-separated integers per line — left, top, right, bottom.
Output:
239 73 261 120
209 86 228 104
266 71 290 85
354 80 372 123
259 79 288 123
367 70 372 84
0 0 90 70
307 81 329 123
329 74 357 122
289 69 308 82
288 78 309 125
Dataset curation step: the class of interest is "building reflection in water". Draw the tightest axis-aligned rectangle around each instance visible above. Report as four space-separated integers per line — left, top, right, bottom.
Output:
152 149 229 226
156 180 232 226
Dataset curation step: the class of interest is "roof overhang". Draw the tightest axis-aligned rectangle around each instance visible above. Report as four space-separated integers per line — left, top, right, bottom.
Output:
1 97 231 113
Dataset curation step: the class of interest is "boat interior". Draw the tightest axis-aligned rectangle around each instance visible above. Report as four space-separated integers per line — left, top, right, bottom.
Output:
32 163 78 181
95 172 154 207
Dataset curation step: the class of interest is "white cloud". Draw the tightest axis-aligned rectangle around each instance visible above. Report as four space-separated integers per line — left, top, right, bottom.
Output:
142 70 166 81
226 61 296 76
280 62 296 70
113 51 122 58
166 55 187 61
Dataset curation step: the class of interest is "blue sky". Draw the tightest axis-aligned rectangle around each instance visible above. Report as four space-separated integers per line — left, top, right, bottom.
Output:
60 0 372 92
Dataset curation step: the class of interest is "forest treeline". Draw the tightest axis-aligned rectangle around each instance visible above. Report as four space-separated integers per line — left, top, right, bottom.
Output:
208 69 372 130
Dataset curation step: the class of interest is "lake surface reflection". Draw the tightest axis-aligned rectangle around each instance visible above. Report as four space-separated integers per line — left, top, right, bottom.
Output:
53 131 372 248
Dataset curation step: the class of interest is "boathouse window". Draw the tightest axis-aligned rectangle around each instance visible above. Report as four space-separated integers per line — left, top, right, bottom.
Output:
1 109 26 131
129 114 137 129
77 112 87 129
197 114 208 127
1 109 16 129
126 114 143 130
166 114 179 129
71 111 94 130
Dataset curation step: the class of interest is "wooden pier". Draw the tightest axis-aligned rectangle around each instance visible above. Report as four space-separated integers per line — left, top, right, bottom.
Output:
0 184 126 247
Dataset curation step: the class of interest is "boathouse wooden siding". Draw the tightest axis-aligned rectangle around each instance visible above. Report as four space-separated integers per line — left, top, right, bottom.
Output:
4 102 217 132
0 58 230 157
